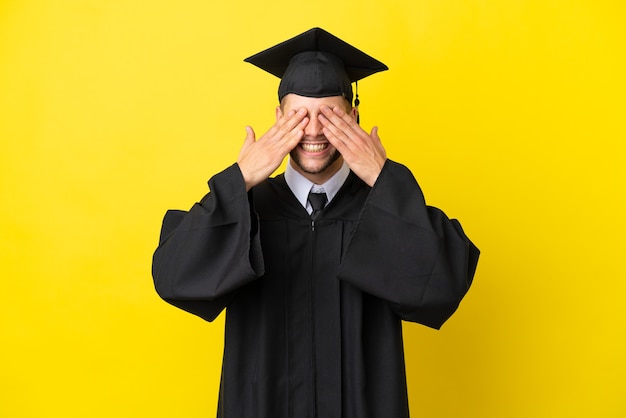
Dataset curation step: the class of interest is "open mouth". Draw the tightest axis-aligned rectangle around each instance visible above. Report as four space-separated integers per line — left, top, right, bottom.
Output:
300 143 328 152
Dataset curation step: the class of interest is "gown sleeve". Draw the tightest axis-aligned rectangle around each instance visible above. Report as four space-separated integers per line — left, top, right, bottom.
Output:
151 163 264 321
337 160 480 329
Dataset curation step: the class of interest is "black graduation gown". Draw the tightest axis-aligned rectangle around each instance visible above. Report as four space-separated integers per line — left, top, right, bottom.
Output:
152 159 479 418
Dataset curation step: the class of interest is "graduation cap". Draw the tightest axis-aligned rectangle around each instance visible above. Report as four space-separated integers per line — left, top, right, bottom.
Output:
244 27 388 107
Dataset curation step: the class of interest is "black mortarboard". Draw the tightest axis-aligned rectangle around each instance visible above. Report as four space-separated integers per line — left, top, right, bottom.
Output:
244 27 388 104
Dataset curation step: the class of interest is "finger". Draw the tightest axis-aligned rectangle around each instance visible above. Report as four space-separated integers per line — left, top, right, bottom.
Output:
276 109 296 125
282 116 308 149
267 115 308 157
320 105 358 133
277 108 307 133
257 110 299 144
321 121 351 155
319 114 343 140
319 112 356 151
277 111 309 149
262 109 294 137
370 126 380 142
237 126 256 163
245 125 256 143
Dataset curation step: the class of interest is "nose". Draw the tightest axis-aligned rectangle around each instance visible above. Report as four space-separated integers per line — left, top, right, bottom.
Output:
304 114 323 138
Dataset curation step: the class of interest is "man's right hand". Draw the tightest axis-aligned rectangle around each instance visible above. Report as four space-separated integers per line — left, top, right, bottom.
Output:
237 108 308 191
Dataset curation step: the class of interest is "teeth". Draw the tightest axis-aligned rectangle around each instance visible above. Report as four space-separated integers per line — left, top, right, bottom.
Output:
301 143 327 152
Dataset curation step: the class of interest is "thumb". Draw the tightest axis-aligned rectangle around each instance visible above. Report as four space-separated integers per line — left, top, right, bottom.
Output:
370 126 380 141
245 125 256 142
238 126 256 164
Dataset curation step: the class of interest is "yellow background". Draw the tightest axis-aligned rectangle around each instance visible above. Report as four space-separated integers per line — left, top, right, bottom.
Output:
1 1 624 417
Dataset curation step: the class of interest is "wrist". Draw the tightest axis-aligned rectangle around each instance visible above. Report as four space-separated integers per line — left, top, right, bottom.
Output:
236 162 263 191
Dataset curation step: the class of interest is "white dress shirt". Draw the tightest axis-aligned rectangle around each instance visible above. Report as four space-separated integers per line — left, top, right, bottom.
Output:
284 158 351 215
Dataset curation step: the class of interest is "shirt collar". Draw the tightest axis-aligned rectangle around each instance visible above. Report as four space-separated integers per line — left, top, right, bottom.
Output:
284 158 351 213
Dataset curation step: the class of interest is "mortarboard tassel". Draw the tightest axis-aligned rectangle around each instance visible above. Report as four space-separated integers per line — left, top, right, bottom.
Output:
355 81 360 125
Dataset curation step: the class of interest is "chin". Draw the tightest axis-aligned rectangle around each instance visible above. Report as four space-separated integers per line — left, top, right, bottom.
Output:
291 149 341 175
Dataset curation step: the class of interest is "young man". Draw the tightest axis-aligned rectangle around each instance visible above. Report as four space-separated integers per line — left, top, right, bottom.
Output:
152 27 479 418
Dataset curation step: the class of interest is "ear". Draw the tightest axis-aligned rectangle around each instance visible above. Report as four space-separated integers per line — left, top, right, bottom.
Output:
276 106 283 122
350 106 358 120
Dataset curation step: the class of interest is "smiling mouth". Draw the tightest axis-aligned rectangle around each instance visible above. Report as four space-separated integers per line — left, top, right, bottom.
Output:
300 143 328 152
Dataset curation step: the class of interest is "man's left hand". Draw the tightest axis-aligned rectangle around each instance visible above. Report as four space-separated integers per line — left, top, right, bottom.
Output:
319 105 387 187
